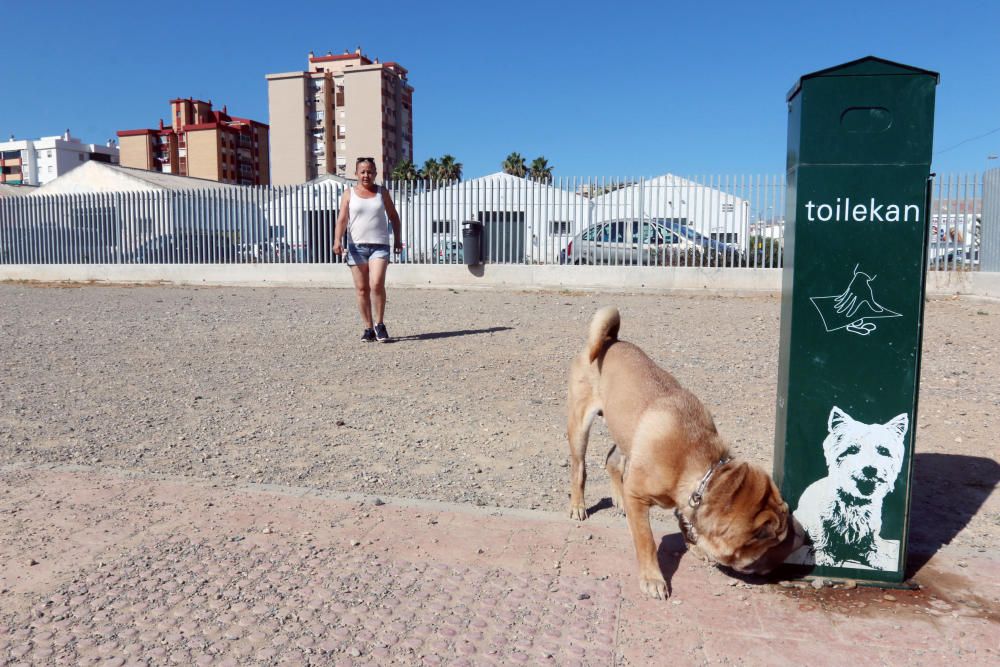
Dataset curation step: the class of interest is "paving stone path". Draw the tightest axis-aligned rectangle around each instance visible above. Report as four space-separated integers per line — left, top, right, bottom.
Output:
2 467 997 666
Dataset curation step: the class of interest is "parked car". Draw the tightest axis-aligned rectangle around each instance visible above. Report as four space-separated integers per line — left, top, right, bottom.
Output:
560 219 743 266
130 234 237 263
658 219 743 259
928 217 980 268
433 240 464 263
235 240 296 263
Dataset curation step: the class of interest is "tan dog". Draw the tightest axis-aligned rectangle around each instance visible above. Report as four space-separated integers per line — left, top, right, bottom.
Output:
567 307 804 599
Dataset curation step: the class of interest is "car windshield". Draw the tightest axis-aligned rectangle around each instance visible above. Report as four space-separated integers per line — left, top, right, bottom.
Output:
654 219 735 252
654 219 703 242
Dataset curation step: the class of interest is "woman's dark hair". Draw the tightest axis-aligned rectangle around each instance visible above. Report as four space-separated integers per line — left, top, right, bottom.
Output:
356 157 377 170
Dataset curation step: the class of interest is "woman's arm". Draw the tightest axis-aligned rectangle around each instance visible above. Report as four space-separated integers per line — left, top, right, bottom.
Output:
382 189 403 252
333 189 351 255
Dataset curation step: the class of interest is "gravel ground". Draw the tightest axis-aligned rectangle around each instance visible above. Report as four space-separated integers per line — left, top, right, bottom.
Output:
1 283 997 562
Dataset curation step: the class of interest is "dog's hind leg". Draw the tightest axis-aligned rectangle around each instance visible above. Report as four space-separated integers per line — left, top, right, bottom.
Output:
605 445 626 513
567 399 601 521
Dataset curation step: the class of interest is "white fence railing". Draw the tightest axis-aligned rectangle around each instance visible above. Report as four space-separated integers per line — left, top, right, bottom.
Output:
0 174 986 271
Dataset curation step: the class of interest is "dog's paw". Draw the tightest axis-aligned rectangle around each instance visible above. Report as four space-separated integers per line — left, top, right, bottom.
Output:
640 576 668 600
568 504 588 521
687 543 711 563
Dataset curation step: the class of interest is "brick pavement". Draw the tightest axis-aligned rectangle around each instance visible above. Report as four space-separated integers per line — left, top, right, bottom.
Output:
1 466 997 666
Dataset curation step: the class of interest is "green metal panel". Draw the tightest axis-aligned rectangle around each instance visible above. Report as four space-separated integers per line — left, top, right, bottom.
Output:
774 57 937 582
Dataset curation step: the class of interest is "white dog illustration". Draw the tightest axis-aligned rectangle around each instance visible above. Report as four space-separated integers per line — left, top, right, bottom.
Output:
788 407 908 570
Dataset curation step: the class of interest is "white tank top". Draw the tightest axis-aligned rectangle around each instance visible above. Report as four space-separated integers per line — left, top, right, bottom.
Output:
347 186 390 245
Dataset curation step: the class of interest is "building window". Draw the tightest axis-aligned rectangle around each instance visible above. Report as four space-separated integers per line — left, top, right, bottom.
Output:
722 203 735 213
79 154 85 161
549 221 572 234
432 220 452 234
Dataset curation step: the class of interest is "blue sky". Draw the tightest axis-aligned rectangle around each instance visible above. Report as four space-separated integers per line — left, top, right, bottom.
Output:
3 0 998 178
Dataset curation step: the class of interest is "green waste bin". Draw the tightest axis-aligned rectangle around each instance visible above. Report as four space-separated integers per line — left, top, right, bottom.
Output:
774 57 938 583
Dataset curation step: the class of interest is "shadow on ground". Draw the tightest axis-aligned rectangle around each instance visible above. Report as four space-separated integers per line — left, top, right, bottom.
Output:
907 453 1000 575
588 497 772 594
586 497 615 516
655 533 688 597
587 497 688 596
392 326 512 342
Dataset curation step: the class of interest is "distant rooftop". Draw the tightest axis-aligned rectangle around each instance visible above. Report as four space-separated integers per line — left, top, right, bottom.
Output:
32 161 238 194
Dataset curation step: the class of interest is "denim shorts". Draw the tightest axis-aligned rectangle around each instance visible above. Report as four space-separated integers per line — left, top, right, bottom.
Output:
346 242 390 266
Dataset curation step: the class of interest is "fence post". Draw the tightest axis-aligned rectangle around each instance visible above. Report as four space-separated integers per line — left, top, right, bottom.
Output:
982 168 1000 272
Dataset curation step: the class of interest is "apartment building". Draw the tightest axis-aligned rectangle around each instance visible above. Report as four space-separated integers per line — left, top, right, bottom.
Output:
117 98 269 186
266 48 413 185
0 131 119 186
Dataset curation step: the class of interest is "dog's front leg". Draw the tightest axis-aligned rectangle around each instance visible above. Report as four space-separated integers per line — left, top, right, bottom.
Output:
624 494 667 599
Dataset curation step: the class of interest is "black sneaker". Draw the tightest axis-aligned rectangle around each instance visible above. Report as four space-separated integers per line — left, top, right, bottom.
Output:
374 322 390 343
361 328 376 342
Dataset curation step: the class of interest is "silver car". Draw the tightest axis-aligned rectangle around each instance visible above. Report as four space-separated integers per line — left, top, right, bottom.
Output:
563 219 715 266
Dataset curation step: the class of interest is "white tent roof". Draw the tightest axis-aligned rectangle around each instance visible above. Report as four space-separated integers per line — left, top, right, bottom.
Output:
306 173 354 187
30 161 238 195
589 173 745 206
589 172 749 229
0 184 36 198
407 172 591 207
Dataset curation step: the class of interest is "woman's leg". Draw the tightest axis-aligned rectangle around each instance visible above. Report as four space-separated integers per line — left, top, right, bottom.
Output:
369 258 389 324
350 263 373 328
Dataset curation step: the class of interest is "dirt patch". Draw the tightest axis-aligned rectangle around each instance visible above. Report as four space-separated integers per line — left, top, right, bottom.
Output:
771 571 999 624
0 284 996 570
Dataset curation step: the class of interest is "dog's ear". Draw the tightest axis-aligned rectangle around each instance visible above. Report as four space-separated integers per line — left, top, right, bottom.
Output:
828 406 852 433
886 413 909 440
752 511 779 541
711 461 749 500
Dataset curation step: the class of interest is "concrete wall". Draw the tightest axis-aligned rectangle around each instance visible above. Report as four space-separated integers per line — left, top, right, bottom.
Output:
186 129 219 181
267 73 309 185
2 264 998 299
120 135 153 171
345 69 383 175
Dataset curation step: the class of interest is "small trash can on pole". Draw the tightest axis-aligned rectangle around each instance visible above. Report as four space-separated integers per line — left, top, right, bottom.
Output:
462 220 483 265
774 56 938 584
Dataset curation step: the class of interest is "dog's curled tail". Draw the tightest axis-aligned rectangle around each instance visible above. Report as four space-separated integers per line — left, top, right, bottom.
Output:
587 307 620 362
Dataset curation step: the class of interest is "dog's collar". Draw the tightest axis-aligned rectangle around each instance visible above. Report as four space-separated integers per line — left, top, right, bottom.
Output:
674 456 731 545
689 456 731 509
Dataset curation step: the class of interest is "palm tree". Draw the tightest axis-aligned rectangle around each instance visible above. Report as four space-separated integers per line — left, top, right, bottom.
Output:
389 159 419 182
419 158 442 182
529 157 553 184
501 152 527 177
438 154 463 181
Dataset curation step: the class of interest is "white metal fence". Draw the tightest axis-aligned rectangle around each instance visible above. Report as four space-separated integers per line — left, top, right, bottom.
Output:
0 173 986 271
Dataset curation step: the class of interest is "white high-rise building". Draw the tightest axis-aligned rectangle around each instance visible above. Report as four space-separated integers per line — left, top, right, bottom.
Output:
0 130 119 186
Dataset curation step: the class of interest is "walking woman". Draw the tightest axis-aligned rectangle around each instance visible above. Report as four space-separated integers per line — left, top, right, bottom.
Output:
333 157 403 342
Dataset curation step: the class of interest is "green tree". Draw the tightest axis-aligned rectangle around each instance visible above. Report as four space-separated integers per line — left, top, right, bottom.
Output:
420 158 442 181
389 159 419 181
501 152 527 177
529 156 553 184
438 154 463 181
